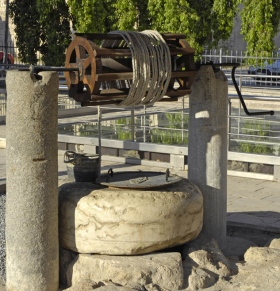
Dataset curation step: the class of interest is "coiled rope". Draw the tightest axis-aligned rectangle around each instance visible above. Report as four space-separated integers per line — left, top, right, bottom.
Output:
101 30 171 106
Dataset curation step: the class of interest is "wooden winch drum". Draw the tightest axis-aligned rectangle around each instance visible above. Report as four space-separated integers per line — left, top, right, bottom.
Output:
64 32 197 106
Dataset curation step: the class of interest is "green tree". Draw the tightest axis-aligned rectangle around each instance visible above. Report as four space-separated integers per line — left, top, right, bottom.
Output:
9 0 40 64
113 0 150 31
68 0 150 33
148 0 240 53
37 0 72 66
240 0 280 57
67 0 116 33
9 0 72 65
68 0 240 53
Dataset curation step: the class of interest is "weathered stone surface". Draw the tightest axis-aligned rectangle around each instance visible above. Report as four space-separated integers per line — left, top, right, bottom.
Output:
180 234 232 290
95 287 136 291
143 283 163 291
59 179 203 255
267 238 280 249
63 252 183 291
205 245 280 291
244 246 280 263
6 71 59 291
62 239 280 291
183 263 217 290
63 279 136 291
63 279 96 290
183 234 231 278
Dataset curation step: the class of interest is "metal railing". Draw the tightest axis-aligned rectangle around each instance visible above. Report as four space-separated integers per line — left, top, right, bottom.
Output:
0 42 43 66
200 49 280 87
226 74 280 157
55 92 280 156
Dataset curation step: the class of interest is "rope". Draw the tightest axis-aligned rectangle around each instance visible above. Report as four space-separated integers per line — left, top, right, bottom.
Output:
101 30 171 106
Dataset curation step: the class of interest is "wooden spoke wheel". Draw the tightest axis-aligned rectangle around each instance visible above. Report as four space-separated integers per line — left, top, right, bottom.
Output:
65 36 100 102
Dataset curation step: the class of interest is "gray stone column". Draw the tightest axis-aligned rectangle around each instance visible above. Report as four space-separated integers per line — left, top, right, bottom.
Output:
5 71 59 291
188 66 228 248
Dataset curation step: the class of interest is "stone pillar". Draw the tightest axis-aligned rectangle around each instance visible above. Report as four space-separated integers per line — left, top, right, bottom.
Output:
5 71 59 291
188 66 228 248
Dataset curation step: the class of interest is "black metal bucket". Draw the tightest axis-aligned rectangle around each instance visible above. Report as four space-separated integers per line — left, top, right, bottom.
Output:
64 151 99 183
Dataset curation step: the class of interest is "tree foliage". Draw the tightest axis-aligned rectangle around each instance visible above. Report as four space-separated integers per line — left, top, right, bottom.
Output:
113 0 151 31
37 0 72 66
9 0 40 64
9 0 72 65
68 0 240 53
240 0 280 55
67 0 116 33
148 0 241 52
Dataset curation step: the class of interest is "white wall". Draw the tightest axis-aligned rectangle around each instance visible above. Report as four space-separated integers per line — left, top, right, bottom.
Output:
0 1 15 47
219 3 280 52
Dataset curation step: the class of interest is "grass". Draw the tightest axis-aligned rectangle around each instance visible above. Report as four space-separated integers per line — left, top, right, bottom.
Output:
239 120 275 155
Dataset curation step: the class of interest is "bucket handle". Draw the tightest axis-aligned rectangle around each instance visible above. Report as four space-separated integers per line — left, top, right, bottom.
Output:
64 151 80 163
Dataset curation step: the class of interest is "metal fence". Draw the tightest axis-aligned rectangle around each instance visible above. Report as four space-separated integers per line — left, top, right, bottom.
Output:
200 49 280 87
0 42 43 66
200 49 280 157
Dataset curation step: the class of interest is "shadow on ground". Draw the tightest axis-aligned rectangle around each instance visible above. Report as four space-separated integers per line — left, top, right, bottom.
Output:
227 211 280 246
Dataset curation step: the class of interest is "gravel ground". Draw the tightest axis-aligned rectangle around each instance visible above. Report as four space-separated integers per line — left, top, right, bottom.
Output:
0 192 5 283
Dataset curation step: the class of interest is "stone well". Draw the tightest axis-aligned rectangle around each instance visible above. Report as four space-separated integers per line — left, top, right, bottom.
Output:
59 178 203 255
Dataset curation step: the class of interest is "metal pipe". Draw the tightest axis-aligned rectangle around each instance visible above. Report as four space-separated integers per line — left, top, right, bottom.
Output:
181 97 184 143
6 65 80 73
98 106 102 177
143 105 146 143
30 65 79 73
227 99 232 151
4 0 9 65
131 106 135 142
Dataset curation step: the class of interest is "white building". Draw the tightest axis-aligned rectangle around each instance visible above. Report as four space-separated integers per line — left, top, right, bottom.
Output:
0 1 15 49
219 4 280 52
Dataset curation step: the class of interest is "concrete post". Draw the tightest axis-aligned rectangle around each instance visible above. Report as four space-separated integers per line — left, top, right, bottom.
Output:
188 66 228 248
6 71 59 291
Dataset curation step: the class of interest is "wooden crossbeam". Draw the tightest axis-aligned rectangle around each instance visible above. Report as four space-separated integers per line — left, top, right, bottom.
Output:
95 70 196 82
94 47 195 57
75 33 186 41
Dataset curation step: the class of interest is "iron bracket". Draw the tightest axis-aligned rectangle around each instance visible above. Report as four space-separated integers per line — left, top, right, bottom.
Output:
198 61 275 116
